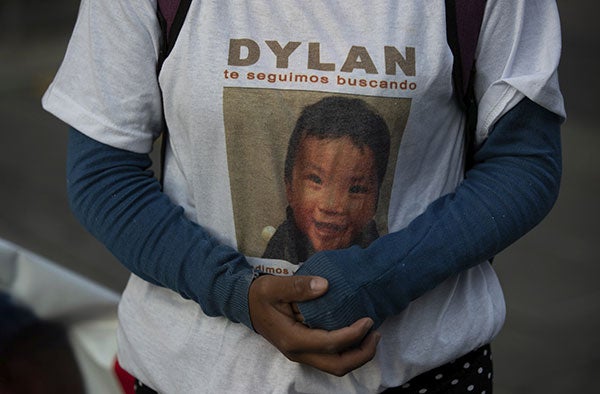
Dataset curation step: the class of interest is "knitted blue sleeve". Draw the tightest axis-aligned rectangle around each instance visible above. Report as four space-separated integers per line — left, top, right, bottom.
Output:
295 98 563 330
66 129 255 329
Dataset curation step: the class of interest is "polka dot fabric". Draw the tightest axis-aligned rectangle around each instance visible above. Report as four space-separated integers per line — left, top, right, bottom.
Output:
383 344 493 394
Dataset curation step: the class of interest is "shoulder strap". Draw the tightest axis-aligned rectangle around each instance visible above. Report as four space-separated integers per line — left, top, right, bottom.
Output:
157 0 193 69
156 0 192 183
445 0 486 170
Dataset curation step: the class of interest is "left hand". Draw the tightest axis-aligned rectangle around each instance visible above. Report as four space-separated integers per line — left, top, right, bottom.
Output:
248 274 380 376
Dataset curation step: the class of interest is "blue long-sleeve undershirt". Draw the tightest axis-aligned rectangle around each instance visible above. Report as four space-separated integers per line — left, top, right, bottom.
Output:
66 97 561 332
66 128 255 328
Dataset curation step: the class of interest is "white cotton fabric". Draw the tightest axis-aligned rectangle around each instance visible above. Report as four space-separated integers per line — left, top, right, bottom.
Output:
43 0 564 392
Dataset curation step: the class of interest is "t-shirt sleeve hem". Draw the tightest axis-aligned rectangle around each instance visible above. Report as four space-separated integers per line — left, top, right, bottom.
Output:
42 84 156 154
477 81 566 147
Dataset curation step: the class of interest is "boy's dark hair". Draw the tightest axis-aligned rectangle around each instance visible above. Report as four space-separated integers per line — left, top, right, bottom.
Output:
284 96 391 186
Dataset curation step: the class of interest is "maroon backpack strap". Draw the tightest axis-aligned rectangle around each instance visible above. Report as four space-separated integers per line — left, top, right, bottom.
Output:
157 0 192 67
156 0 192 183
157 0 180 40
445 0 487 170
445 0 486 99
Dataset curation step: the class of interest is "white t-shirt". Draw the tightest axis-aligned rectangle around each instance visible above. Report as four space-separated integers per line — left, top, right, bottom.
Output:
43 0 565 392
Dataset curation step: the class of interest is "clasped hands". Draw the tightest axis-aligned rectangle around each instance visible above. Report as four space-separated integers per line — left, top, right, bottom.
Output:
248 274 380 377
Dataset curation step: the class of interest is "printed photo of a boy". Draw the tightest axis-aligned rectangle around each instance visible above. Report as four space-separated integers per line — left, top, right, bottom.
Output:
262 96 391 264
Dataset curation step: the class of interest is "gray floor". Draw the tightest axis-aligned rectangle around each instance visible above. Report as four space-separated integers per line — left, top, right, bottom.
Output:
1 1 598 393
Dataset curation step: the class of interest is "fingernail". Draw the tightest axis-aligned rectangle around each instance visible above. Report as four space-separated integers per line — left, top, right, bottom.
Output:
310 277 327 291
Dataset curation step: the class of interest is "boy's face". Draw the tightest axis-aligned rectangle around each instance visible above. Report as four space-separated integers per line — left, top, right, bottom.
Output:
286 135 379 252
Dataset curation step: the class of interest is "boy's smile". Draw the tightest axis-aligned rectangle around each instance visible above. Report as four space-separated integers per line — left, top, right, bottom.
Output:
286 135 379 252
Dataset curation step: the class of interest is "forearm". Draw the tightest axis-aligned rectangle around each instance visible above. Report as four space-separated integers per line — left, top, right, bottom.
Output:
296 98 563 330
66 128 254 328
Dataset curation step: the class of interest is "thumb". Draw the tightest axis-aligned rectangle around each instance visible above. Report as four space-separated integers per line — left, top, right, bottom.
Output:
281 275 329 303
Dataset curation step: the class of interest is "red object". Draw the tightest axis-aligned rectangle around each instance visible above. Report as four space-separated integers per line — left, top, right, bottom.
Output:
113 358 136 394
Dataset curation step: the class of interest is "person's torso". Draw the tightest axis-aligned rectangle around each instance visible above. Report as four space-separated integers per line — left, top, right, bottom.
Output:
117 2 505 392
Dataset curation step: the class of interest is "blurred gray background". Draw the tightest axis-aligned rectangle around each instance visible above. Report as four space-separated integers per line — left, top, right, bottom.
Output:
0 1 597 393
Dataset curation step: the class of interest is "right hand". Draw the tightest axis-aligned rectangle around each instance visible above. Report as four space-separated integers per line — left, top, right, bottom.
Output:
248 274 380 377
